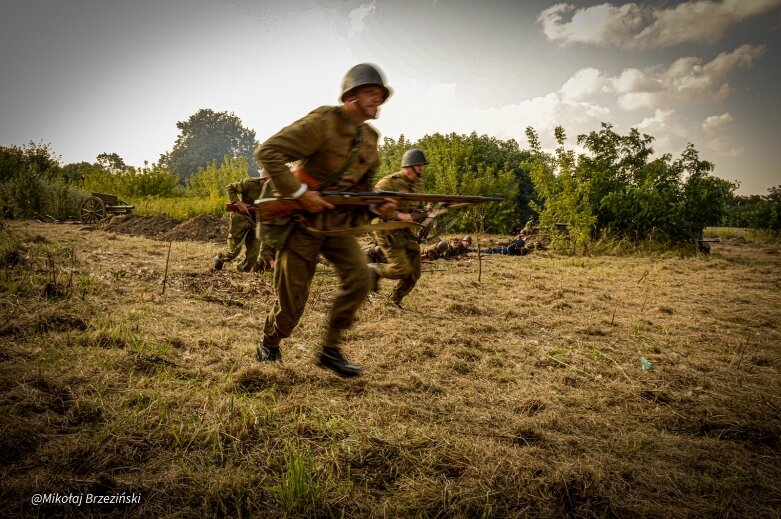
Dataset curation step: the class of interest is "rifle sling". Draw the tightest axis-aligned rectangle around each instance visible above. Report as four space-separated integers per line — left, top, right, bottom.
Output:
295 218 422 237
294 130 362 191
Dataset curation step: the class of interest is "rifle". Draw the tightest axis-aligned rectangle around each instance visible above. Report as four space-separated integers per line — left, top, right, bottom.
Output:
226 202 257 214
253 191 504 222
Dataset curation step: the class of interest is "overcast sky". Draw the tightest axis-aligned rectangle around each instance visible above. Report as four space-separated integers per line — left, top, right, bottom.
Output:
1 0 780 195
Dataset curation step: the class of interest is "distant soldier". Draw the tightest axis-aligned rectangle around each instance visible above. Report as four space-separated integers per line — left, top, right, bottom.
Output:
483 234 527 255
459 235 474 254
422 240 450 260
369 148 430 308
214 176 267 272
423 237 463 260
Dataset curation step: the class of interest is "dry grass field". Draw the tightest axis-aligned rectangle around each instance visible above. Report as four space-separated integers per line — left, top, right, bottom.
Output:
1 217 780 518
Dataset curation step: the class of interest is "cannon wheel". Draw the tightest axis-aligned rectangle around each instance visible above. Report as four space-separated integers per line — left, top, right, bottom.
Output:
80 196 106 223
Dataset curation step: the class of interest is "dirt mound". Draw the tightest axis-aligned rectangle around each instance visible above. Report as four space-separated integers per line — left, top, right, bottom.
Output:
94 213 229 243
160 214 228 243
99 214 180 239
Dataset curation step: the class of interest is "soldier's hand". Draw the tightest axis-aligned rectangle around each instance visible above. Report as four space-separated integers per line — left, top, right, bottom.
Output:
395 212 413 222
235 201 251 215
298 190 335 213
375 198 398 219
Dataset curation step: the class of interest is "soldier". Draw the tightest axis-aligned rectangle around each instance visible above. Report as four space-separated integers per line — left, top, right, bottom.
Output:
369 148 429 308
459 235 474 254
253 63 397 378
213 176 266 272
483 234 527 255
422 240 449 260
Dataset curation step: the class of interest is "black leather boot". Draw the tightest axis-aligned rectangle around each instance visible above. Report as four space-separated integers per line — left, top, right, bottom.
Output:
317 346 361 378
256 343 282 362
213 256 224 271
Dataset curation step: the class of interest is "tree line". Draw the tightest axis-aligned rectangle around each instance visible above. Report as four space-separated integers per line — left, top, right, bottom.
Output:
1 108 778 247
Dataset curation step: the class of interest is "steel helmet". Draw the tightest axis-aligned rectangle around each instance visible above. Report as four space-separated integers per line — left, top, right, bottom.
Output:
340 63 392 102
400 148 429 168
462 235 473 243
436 240 449 252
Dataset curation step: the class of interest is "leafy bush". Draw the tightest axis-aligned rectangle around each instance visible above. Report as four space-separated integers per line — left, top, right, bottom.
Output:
524 123 737 250
722 186 781 230
81 164 180 199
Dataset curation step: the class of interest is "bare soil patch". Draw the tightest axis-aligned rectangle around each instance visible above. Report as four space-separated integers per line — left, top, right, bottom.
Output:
86 213 229 243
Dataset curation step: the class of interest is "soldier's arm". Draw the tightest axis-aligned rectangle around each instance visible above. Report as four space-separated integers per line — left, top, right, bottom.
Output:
254 110 329 198
226 181 241 203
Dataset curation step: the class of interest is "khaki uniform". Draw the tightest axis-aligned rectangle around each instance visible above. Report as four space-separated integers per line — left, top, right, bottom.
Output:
422 241 447 260
255 105 379 346
373 171 424 305
423 241 462 260
217 177 266 272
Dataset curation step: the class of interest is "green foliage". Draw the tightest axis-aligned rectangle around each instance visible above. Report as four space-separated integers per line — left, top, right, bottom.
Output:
722 185 781 230
525 123 737 250
96 152 128 174
185 156 250 199
132 196 225 220
266 444 334 514
0 141 61 183
81 164 180 199
525 126 595 252
159 109 259 181
0 166 85 220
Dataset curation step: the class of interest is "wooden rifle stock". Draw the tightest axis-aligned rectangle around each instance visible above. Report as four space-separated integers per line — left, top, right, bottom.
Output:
252 191 504 222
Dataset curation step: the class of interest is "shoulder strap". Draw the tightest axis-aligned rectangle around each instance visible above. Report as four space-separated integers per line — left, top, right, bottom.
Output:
316 129 362 192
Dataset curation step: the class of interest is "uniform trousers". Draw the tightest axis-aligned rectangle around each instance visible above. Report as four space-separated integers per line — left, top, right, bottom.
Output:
263 226 371 345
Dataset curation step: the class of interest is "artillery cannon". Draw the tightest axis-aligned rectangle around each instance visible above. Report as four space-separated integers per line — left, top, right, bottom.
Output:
80 192 134 223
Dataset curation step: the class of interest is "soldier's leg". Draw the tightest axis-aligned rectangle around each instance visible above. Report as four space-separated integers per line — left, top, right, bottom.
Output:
237 230 261 272
315 235 367 377
320 235 372 345
262 228 322 345
390 243 422 304
217 216 250 262
376 243 413 279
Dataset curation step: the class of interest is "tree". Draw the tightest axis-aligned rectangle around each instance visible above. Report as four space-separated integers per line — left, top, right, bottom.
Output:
96 152 129 174
0 141 60 182
525 123 737 248
160 109 259 181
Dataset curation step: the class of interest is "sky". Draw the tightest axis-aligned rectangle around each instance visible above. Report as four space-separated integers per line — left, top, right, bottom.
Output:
1 0 780 195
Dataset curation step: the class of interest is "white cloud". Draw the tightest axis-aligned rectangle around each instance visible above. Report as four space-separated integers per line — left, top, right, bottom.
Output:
538 0 781 48
559 67 608 101
702 113 734 133
635 109 675 132
348 2 375 38
601 45 765 110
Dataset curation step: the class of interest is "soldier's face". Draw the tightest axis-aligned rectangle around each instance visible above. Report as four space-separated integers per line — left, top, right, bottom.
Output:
403 164 424 182
352 85 385 119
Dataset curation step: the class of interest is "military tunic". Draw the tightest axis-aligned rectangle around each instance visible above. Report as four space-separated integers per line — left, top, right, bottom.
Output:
217 177 266 272
372 171 424 305
254 105 380 346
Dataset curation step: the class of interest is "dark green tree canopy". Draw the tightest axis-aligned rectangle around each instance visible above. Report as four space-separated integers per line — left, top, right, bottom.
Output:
160 109 259 181
96 152 128 174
